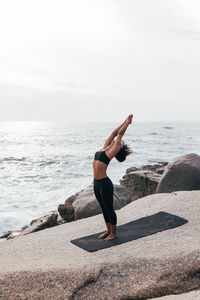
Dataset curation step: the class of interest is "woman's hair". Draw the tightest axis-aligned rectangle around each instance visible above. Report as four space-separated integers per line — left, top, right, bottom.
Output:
115 143 132 162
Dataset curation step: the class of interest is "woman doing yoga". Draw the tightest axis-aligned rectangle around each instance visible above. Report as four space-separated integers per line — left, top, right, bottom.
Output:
93 114 133 241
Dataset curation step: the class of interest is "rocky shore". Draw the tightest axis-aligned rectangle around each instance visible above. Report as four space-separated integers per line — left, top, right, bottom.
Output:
0 153 200 299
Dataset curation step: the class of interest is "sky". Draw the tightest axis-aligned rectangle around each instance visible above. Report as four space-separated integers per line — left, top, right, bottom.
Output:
0 0 200 122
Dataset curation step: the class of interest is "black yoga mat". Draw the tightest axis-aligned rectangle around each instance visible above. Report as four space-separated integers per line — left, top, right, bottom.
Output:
70 211 188 252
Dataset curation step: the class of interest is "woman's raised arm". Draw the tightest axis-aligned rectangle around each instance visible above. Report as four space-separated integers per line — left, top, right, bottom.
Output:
103 120 126 148
103 115 133 148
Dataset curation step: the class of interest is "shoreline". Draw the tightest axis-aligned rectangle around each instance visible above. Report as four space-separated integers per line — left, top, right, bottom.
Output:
0 190 199 299
1 154 200 298
1 122 200 237
1 161 168 241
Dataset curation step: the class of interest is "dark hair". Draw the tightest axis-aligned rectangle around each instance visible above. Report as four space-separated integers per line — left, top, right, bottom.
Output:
115 143 132 162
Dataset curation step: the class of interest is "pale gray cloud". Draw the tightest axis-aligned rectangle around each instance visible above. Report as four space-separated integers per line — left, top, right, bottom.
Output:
0 0 200 121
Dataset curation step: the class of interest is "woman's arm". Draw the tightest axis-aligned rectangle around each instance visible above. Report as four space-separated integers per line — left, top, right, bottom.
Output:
114 114 133 146
103 118 130 148
118 114 133 136
112 120 127 136
106 114 133 157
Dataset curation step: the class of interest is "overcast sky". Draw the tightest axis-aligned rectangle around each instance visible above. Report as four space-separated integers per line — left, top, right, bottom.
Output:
0 0 200 122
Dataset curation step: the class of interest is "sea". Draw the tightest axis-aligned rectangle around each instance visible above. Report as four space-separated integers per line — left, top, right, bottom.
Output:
0 121 200 237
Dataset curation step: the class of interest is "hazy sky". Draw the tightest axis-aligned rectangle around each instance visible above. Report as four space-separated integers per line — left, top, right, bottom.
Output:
0 0 200 122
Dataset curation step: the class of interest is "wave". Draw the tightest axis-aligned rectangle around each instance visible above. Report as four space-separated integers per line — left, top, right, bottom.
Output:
19 175 44 179
67 172 88 178
38 160 61 166
0 157 26 163
163 126 174 129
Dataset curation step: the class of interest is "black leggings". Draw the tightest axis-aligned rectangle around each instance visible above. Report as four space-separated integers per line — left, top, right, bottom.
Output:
93 176 117 225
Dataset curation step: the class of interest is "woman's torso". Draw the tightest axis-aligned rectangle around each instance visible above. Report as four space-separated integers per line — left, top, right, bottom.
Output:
93 148 111 179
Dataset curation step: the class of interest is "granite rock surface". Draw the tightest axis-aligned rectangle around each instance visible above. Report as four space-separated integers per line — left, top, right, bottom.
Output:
0 191 199 299
157 153 200 193
120 162 167 201
58 183 131 221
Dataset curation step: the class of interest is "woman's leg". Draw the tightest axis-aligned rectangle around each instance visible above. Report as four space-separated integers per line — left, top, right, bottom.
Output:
93 181 111 238
99 178 117 240
100 178 117 225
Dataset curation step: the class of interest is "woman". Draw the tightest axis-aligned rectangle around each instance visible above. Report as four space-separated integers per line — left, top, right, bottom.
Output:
93 114 133 241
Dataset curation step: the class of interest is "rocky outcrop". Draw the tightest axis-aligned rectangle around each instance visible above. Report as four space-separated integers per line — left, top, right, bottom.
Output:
157 153 200 193
126 162 168 175
2 152 199 243
120 162 168 201
1 184 131 241
0 213 58 240
0 162 167 240
58 183 131 221
151 289 200 300
0 191 199 299
57 196 75 223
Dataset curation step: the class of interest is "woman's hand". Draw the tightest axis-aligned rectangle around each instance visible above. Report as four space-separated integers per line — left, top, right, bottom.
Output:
104 115 133 148
126 114 133 124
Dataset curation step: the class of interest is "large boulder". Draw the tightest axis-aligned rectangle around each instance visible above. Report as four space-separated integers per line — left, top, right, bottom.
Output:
57 196 75 223
58 183 131 221
120 162 168 201
0 213 58 240
0 191 199 299
157 153 200 193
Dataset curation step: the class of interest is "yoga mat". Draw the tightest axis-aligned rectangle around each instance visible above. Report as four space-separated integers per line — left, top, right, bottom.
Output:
70 211 188 252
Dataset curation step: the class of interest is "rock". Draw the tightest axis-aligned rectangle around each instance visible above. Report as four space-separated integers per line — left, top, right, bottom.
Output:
3 230 21 239
29 213 58 228
66 194 77 204
150 289 200 300
58 202 74 222
0 231 13 239
72 185 100 220
120 162 167 201
126 162 168 174
157 153 200 193
120 170 161 201
2 183 130 240
58 183 131 222
21 225 29 230
57 213 68 225
4 213 58 240
0 191 199 299
72 184 131 221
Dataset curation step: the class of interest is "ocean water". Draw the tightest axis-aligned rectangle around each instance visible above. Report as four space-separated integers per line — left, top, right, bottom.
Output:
0 121 200 236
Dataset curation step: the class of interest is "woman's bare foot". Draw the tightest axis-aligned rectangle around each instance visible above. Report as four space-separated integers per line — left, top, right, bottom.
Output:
98 231 110 239
104 224 117 240
104 233 117 241
98 222 111 239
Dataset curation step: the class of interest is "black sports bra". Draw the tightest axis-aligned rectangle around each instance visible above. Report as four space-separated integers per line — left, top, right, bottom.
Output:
94 150 110 165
